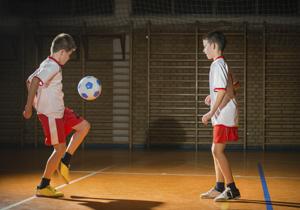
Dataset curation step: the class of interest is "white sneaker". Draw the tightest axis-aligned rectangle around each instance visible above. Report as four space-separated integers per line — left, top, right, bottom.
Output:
214 187 241 202
200 188 222 199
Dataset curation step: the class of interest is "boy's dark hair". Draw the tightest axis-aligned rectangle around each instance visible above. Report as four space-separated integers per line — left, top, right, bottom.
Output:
203 31 226 51
51 33 77 54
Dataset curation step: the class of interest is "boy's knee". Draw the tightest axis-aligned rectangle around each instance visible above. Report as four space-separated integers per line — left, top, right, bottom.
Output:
211 146 221 158
211 145 216 154
211 146 216 156
76 120 91 132
83 120 91 132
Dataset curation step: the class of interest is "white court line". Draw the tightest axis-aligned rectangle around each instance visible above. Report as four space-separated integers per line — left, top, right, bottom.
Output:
72 170 96 173
0 165 114 210
0 197 36 210
72 170 300 180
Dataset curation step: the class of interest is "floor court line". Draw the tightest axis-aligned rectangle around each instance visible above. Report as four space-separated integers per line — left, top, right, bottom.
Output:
72 170 300 180
1 165 296 210
258 162 273 210
0 165 114 210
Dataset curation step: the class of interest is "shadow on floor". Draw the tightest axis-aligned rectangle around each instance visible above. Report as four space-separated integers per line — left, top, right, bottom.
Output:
57 195 164 210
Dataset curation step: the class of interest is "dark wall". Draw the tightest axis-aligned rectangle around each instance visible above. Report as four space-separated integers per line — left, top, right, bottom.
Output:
0 22 299 148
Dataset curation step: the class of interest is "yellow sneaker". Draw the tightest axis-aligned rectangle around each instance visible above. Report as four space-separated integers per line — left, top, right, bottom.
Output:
36 185 64 198
58 161 70 183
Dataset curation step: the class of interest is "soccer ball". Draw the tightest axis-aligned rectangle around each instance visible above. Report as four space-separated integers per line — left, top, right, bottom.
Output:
77 76 102 101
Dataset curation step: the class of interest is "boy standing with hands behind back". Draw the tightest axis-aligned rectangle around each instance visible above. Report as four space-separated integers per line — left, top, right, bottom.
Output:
200 31 241 202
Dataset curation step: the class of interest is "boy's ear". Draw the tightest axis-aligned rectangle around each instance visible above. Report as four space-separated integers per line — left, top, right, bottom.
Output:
212 43 217 50
57 49 65 55
213 43 220 51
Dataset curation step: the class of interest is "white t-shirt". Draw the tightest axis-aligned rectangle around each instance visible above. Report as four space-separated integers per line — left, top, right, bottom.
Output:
27 57 65 118
209 57 238 127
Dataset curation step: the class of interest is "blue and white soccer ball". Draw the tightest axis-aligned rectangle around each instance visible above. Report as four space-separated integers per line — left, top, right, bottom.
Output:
77 76 102 101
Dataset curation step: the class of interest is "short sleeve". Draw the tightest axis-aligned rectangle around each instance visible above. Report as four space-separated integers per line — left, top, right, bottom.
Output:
213 63 228 92
36 62 60 85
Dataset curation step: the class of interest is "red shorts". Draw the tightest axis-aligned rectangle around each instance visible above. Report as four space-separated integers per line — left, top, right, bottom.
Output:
213 125 238 144
38 108 84 146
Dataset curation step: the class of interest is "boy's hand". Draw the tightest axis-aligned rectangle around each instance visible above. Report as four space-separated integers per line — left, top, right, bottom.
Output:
23 105 32 119
204 95 211 106
202 111 213 125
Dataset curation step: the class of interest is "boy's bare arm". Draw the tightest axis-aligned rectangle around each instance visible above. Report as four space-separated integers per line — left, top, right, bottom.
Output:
202 90 226 125
219 82 240 108
210 90 226 115
23 77 40 119
26 80 30 91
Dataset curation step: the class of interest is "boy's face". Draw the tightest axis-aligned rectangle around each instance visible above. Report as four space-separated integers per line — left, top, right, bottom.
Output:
59 49 74 65
202 39 214 60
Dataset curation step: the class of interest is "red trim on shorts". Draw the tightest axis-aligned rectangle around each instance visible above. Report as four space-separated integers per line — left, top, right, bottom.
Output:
213 124 238 144
38 114 66 146
38 107 84 146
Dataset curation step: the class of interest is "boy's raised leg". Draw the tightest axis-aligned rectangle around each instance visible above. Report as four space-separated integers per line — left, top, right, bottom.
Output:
66 120 90 155
59 120 90 183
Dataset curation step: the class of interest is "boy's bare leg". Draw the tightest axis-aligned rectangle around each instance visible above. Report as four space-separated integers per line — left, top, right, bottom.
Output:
66 120 90 155
212 143 234 184
212 143 241 201
42 143 66 179
59 120 90 183
36 143 65 197
200 145 226 199
212 152 225 183
213 148 225 192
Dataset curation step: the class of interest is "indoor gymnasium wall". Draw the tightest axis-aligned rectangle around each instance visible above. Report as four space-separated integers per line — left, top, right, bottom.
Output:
132 28 149 145
264 25 300 146
0 27 117 147
0 22 299 149
130 23 300 149
0 28 24 145
246 27 264 147
131 23 248 148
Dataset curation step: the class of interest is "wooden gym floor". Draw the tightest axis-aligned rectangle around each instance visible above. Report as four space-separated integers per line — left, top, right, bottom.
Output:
0 148 299 210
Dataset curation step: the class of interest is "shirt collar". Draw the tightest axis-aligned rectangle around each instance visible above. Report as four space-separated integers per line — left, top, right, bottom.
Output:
214 56 224 61
48 56 63 67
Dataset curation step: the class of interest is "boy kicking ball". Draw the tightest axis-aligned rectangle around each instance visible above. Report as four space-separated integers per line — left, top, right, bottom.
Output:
23 33 90 197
